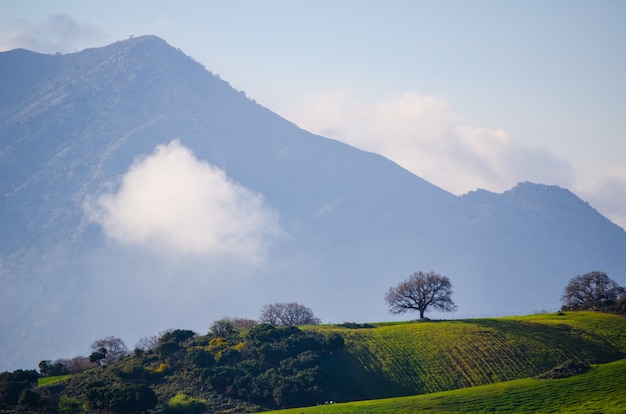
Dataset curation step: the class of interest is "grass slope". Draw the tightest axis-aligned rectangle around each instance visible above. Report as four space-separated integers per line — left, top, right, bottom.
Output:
311 312 626 402
27 312 626 413
37 374 70 386
268 357 626 413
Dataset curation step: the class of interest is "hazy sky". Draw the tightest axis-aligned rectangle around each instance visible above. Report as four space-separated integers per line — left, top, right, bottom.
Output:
2 0 625 228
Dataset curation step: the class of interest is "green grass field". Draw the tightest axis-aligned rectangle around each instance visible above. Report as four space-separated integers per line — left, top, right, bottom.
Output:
268 357 626 413
37 374 70 386
309 312 626 402
274 312 626 413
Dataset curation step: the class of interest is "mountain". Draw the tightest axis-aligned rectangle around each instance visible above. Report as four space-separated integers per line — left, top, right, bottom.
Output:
1 36 625 372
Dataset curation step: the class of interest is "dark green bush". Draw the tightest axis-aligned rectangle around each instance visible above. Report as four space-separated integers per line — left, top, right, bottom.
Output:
58 396 83 414
536 359 591 380
0 369 40 407
87 382 157 413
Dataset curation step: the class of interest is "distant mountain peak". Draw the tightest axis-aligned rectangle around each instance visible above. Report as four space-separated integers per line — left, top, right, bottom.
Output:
118 34 166 44
462 182 592 214
1 37 625 372
85 34 171 53
503 181 591 214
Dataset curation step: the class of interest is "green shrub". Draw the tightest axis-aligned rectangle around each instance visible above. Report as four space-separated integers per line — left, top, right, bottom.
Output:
0 369 40 407
87 382 157 413
165 393 207 414
336 322 375 329
58 396 84 413
536 359 591 379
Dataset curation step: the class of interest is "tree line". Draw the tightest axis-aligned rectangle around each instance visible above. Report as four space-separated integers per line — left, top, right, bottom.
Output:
2 270 624 413
2 324 345 413
28 269 626 384
383 269 625 319
0 302 331 413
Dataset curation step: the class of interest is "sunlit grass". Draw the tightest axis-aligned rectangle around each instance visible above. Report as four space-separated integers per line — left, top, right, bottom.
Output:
505 311 626 352
310 312 626 401
267 358 626 413
38 374 71 386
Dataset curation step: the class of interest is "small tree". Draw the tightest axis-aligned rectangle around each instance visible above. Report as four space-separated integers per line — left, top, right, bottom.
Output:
38 360 68 377
155 330 196 360
561 271 626 311
231 317 258 330
385 271 457 319
135 335 159 352
90 336 129 366
89 348 107 367
210 318 236 337
259 302 321 326
57 356 97 374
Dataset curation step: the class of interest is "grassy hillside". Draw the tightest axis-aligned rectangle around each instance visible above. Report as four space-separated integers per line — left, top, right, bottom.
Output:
4 312 625 413
312 311 626 402
268 357 626 413
37 374 70 386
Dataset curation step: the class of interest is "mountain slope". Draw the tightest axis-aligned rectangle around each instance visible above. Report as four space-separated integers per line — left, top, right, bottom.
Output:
1 36 625 371
454 182 626 311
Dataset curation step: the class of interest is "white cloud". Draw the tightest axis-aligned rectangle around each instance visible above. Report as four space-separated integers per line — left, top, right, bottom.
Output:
285 90 574 194
86 140 282 262
0 14 107 53
283 90 626 230
574 170 626 231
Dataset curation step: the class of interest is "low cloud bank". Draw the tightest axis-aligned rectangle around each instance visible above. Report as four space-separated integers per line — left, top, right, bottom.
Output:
0 14 106 53
86 140 282 262
285 90 625 229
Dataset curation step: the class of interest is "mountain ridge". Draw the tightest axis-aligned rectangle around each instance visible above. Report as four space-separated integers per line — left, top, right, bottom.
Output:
1 36 625 371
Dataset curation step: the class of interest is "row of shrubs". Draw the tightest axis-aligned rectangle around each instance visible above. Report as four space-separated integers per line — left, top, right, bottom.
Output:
1 323 346 413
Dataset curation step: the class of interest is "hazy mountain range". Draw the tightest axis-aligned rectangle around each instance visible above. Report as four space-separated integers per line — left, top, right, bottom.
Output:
1 35 625 372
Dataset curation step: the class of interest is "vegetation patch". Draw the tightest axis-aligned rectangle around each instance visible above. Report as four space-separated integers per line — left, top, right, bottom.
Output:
2 311 625 413
535 359 591 380
267 358 626 414
311 311 626 402
38 374 70 386
335 322 375 329
164 393 208 414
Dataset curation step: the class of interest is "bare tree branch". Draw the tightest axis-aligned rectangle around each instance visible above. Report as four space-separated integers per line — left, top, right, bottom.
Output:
259 302 321 326
561 271 625 310
385 271 457 319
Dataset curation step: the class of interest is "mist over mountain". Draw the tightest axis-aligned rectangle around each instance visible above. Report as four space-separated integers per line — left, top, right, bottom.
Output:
1 36 625 372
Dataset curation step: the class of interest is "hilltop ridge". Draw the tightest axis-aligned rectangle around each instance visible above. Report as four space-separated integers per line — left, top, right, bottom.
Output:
3 311 625 413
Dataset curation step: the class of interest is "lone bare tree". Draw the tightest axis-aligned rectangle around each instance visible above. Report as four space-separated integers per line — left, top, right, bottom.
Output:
385 271 457 319
259 302 321 326
561 271 625 311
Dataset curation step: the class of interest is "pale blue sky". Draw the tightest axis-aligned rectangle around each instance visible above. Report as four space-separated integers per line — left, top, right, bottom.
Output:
2 0 625 227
